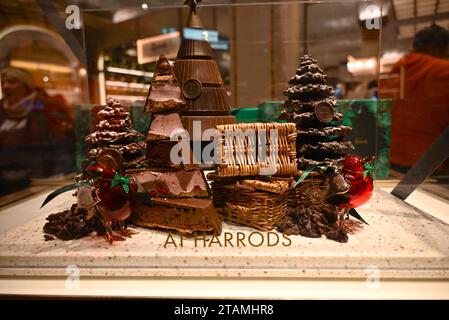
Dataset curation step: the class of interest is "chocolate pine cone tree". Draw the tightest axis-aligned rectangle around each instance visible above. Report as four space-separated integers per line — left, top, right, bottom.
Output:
84 98 146 170
277 55 355 243
279 55 353 170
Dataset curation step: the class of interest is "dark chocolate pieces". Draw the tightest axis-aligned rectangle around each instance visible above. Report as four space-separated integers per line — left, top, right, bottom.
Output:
43 204 97 240
43 204 124 241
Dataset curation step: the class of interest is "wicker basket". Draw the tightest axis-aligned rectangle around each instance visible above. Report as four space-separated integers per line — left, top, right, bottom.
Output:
288 174 329 209
210 174 293 231
215 122 297 177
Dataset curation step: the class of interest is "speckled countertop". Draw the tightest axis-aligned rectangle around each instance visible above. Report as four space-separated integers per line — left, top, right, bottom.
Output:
0 188 448 279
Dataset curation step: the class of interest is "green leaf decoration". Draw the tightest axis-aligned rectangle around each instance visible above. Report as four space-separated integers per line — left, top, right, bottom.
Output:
41 181 91 208
363 159 376 179
295 165 316 187
349 208 369 225
110 173 131 194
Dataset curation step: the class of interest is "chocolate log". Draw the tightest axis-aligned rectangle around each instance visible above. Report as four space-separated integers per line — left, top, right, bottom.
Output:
131 197 222 235
129 169 209 198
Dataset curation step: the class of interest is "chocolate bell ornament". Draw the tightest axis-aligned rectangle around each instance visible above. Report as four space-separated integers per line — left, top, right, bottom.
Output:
175 0 236 142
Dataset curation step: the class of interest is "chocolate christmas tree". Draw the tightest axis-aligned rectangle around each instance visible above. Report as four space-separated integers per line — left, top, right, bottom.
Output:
279 55 353 170
174 0 235 144
129 54 222 235
277 55 356 243
85 98 146 170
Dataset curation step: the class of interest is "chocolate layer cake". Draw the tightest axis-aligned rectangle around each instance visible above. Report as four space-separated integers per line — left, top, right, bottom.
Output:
131 197 222 235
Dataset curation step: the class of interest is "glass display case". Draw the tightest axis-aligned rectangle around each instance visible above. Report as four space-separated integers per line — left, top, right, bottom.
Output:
0 0 448 299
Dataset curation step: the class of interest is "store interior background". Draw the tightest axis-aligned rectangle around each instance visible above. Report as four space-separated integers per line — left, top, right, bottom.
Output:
1 0 448 202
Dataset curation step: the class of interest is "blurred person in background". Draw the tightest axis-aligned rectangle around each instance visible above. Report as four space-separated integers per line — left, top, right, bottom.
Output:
380 23 449 178
0 67 75 196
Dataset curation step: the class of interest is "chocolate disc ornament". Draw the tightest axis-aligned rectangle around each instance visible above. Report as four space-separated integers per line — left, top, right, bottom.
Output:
182 79 202 99
96 149 123 171
314 101 335 123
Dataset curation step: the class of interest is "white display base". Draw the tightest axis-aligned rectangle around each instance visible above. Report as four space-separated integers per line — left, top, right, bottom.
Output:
0 188 448 281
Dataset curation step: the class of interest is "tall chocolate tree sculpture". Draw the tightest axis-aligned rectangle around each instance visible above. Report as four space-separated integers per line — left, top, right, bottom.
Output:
175 0 235 149
129 54 222 235
277 55 355 243
279 55 353 169
85 98 146 171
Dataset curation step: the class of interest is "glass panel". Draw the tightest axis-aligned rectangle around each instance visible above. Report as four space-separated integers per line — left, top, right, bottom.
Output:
0 1 86 199
1 0 448 295
380 0 449 200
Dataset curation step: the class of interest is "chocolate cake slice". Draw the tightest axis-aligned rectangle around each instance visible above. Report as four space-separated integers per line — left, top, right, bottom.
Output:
147 113 187 141
144 55 186 114
131 197 222 235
